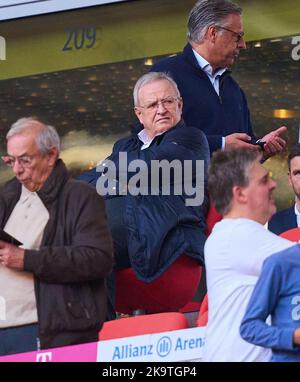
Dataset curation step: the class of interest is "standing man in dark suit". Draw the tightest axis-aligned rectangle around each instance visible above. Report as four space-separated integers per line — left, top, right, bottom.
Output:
268 144 300 235
151 0 286 157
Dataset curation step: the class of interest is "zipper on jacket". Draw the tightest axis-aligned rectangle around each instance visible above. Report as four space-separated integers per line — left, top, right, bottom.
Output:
219 70 231 105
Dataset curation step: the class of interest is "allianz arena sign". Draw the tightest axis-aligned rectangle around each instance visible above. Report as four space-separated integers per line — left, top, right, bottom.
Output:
0 327 206 362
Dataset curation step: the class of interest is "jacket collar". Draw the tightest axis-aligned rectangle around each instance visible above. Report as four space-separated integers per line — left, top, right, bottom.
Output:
150 119 186 146
183 43 204 70
0 159 69 225
37 159 69 207
182 43 232 79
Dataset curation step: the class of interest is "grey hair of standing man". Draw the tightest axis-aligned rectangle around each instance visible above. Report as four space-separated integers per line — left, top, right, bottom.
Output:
187 0 242 44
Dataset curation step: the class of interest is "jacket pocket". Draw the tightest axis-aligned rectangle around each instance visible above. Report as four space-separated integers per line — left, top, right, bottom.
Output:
63 283 98 324
38 282 100 334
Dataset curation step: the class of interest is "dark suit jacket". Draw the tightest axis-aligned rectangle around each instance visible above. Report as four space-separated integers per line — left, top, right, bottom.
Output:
151 43 255 153
268 206 297 235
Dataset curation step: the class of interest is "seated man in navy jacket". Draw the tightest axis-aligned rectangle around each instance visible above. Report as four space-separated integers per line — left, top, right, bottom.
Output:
79 72 210 315
151 0 286 157
268 144 300 235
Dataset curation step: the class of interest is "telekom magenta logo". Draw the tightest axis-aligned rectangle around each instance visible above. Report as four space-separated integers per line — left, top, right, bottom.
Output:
36 352 53 362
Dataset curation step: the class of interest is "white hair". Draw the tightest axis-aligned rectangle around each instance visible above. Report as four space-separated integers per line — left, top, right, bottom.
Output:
133 72 180 106
7 117 61 155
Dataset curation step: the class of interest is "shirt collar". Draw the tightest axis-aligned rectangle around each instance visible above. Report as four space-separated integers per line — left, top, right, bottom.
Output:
137 119 185 147
137 129 152 145
20 185 37 204
192 48 227 78
137 129 164 146
294 203 300 217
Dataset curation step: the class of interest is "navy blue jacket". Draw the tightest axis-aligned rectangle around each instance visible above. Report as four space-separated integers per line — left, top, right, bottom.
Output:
268 206 297 235
79 120 210 282
151 44 255 153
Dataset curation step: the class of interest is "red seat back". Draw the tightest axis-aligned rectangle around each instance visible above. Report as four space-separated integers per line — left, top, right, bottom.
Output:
115 205 220 315
116 255 202 314
279 227 300 242
99 312 189 341
192 205 221 326
206 205 222 236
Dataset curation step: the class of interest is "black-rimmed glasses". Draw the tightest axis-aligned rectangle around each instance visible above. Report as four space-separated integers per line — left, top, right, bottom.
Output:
217 26 245 43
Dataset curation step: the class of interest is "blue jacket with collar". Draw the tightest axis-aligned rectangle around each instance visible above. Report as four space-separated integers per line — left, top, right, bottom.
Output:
79 120 209 282
151 43 255 153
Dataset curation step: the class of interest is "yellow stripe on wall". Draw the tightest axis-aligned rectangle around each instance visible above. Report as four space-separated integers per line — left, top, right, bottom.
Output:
0 0 299 80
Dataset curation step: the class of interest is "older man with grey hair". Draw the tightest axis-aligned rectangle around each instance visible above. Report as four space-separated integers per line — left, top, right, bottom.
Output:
80 71 210 316
0 118 113 356
151 0 286 158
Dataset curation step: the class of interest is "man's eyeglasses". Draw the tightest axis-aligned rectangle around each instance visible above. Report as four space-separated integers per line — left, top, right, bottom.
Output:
217 26 245 43
2 155 34 168
138 96 179 111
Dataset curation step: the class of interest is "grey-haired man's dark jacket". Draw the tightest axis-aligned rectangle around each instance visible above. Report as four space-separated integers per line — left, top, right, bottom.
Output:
0 159 113 349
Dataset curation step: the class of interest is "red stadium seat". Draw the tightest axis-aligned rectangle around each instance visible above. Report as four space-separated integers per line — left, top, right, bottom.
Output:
115 205 220 316
116 255 202 314
99 312 189 341
191 205 220 325
205 204 222 236
279 227 300 242
179 301 201 313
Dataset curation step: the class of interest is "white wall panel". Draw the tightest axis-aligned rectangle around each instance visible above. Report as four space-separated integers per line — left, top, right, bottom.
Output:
0 0 128 21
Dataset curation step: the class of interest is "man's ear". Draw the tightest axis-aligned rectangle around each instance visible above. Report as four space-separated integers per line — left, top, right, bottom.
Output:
232 185 247 204
134 107 144 125
206 25 218 43
177 97 183 114
47 147 59 166
288 171 293 188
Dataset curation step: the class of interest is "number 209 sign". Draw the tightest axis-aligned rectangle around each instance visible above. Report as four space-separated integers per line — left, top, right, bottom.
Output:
63 27 97 51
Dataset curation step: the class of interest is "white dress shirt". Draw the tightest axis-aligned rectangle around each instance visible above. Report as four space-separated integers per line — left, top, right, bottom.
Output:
138 129 164 150
294 203 300 227
192 49 227 150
